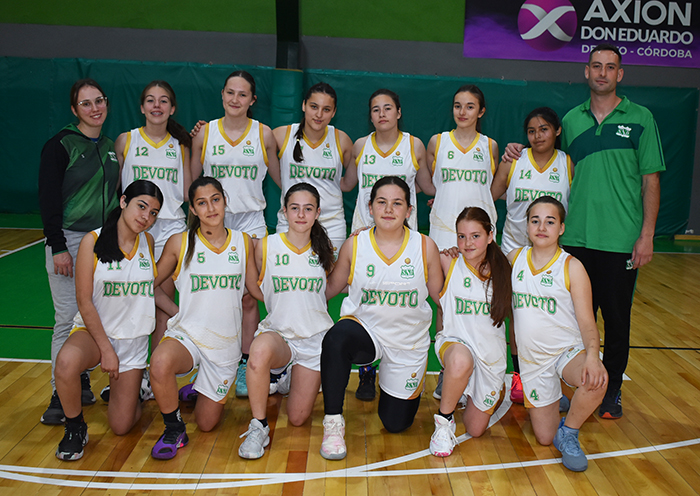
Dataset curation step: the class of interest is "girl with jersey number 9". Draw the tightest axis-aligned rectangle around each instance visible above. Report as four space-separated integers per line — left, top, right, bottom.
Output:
149 176 263 460
273 83 354 254
238 182 336 459
54 180 163 461
190 71 281 400
319 176 443 460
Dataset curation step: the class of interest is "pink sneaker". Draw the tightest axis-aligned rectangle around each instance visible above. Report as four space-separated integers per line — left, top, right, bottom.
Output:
510 372 524 404
320 414 346 460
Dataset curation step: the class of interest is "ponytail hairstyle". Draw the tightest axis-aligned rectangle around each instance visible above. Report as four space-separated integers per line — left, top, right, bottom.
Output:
369 175 412 229
294 82 338 163
94 180 163 263
526 195 566 223
222 70 257 118
140 80 192 148
455 207 512 327
368 88 402 130
523 107 562 150
453 84 486 133
185 176 227 268
284 182 334 272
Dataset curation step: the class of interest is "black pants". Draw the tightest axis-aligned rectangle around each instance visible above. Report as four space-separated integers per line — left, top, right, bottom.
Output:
564 246 638 392
321 319 421 433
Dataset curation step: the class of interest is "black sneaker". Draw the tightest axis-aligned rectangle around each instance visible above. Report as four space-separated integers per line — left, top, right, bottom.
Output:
41 391 65 425
81 372 96 405
355 365 376 401
56 421 88 461
433 370 444 400
599 388 623 419
100 385 110 403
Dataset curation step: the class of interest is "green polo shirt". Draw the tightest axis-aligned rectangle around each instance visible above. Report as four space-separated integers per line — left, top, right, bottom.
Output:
560 96 665 253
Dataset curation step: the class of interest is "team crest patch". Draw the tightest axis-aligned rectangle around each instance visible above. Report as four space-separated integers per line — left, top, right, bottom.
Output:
108 151 118 162
166 148 177 159
229 246 240 264
392 151 404 167
483 390 496 408
138 253 151 270
216 380 229 396
308 253 320 267
322 144 333 159
472 147 484 162
540 272 553 287
400 259 415 279
549 168 560 183
404 372 419 391
616 125 632 139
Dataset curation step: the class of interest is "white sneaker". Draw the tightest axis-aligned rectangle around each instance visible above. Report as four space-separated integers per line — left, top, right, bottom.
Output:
430 414 457 457
269 367 292 396
140 369 154 401
238 419 270 459
320 414 346 460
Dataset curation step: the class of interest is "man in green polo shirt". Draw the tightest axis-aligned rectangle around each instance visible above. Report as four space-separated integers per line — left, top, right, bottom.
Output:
503 43 665 419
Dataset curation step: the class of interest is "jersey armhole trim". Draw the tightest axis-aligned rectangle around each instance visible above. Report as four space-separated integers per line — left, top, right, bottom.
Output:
421 233 429 283
259 124 269 167
278 126 291 159
201 122 210 165
335 128 344 164
348 235 358 286
439 256 458 298
123 132 132 162
432 134 441 175
173 232 188 280
258 236 268 287
410 136 419 171
564 255 572 292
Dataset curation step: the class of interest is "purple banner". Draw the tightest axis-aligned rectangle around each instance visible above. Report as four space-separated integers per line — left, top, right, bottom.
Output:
464 0 699 68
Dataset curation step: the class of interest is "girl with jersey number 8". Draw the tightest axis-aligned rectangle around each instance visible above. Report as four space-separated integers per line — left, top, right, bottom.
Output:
429 206 512 457
54 180 163 461
273 83 355 253
491 107 573 405
190 70 281 400
507 196 606 472
238 182 336 459
149 176 263 460
319 176 443 460
113 82 193 404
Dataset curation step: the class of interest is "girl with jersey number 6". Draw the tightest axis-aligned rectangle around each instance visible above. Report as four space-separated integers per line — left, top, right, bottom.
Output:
190 71 281 400
149 177 262 460
238 182 336 459
319 176 443 460
54 180 163 461
508 195 606 472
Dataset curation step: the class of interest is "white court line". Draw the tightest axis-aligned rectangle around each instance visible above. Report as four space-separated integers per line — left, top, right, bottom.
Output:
0 358 51 363
0 237 45 259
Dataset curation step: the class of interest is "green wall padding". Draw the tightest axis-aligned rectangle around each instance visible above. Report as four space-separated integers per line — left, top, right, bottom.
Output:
1 57 695 236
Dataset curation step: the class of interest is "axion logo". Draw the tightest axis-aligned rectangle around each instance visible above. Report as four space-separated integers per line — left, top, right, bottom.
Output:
518 0 578 52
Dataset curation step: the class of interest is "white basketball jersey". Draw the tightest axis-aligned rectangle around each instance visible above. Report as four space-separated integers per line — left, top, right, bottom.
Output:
501 149 572 254
73 230 156 340
121 128 186 221
201 118 269 217
352 132 419 231
511 247 581 365
168 229 247 366
439 255 506 365
277 124 346 239
257 233 333 340
341 227 432 350
429 132 497 249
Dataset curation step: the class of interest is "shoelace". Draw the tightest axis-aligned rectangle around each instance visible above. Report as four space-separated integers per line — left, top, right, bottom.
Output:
163 425 185 444
323 419 344 436
560 431 582 456
49 392 62 408
239 422 264 439
433 422 457 444
358 367 375 386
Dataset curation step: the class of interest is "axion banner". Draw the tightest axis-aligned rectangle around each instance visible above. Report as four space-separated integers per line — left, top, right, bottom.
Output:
463 0 699 68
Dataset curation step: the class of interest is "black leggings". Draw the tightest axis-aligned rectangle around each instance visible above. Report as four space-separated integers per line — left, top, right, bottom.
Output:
321 319 421 433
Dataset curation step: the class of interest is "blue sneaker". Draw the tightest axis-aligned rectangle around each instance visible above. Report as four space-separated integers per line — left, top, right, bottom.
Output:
559 395 570 413
553 417 588 472
236 359 248 398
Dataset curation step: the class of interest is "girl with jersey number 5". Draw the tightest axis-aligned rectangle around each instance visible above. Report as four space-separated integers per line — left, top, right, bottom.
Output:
54 180 163 461
190 71 281 400
508 196 606 472
319 176 443 461
149 177 263 460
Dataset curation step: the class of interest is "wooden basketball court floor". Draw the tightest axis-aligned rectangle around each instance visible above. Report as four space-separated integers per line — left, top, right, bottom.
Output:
1 228 700 495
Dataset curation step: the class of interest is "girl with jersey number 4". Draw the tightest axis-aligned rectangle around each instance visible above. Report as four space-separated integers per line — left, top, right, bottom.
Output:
508 196 606 472
149 177 262 460
54 180 163 461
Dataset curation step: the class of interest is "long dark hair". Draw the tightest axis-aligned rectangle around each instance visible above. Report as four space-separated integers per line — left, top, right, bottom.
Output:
455 207 511 327
369 175 411 229
453 84 485 133
94 180 163 263
185 176 227 267
223 70 257 118
293 83 338 163
523 107 562 150
368 88 402 130
140 80 192 148
284 183 334 273
526 195 566 222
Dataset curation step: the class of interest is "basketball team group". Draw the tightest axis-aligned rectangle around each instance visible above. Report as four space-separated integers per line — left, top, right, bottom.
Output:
37 43 665 472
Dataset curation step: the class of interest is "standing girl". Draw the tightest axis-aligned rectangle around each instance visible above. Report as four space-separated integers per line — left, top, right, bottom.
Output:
238 183 336 459
54 180 163 460
149 177 262 460
191 71 281 397
508 196 607 472
116 80 192 351
430 207 511 457
319 176 443 460
345 89 432 232
273 83 354 252
426 85 499 250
